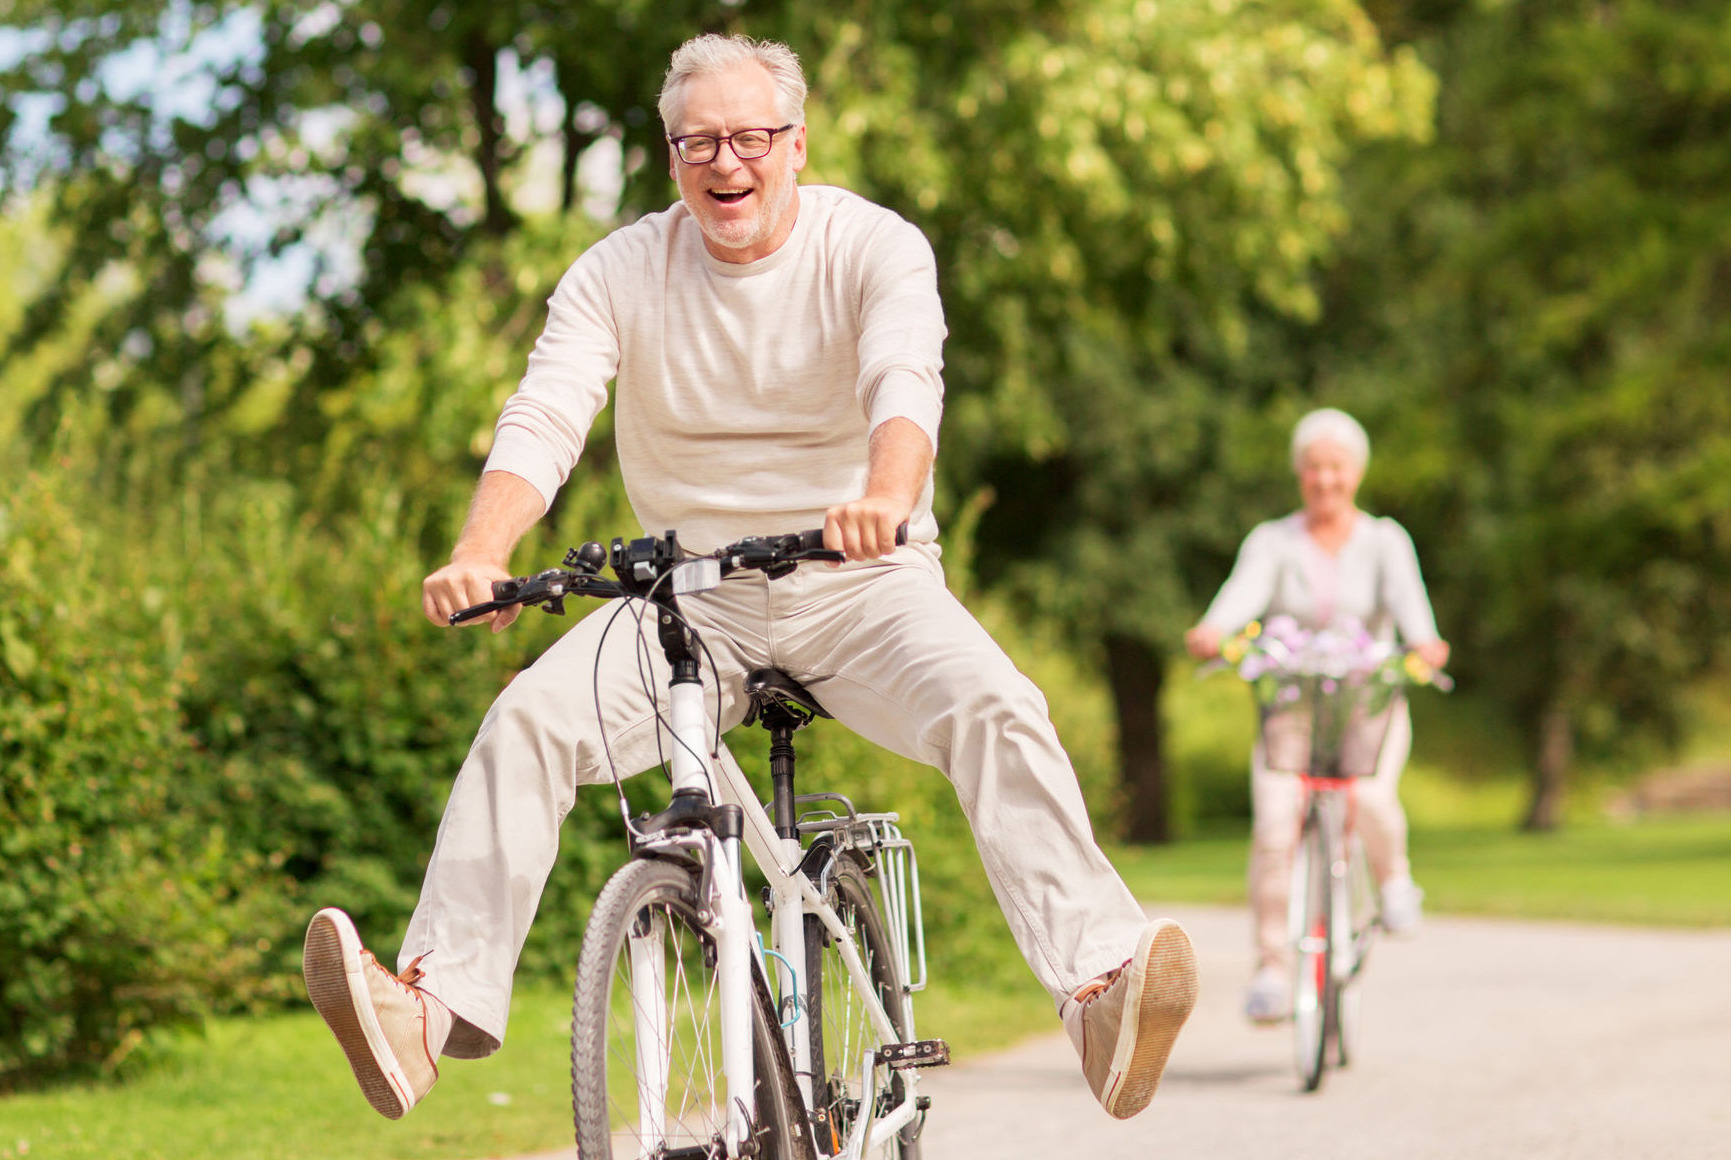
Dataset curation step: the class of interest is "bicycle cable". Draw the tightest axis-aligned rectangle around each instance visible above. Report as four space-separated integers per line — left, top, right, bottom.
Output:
590 561 731 845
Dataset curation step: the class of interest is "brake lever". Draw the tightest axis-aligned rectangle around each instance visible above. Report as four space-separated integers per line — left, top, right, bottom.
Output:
448 569 610 625
449 573 543 623
450 598 516 625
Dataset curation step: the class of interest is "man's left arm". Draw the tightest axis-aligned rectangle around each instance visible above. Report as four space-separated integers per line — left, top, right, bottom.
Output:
825 417 931 560
834 212 946 561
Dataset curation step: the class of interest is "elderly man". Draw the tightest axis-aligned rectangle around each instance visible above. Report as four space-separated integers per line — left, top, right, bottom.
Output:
302 32 1196 1125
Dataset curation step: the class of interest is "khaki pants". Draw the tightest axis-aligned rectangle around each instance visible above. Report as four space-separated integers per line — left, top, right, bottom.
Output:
401 544 1149 1058
1247 702 1413 971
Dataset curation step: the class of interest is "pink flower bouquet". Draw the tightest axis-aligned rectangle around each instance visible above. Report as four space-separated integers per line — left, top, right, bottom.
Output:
1213 616 1451 776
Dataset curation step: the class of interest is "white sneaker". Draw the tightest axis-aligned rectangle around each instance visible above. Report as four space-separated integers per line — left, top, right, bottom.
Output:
303 907 454 1119
1380 877 1425 935
1244 965 1291 1024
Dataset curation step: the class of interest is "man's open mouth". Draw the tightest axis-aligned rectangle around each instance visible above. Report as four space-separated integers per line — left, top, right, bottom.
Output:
709 188 752 204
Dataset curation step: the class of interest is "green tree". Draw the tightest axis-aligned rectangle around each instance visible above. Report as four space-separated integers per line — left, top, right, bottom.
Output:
0 0 742 482
792 0 1435 839
1322 0 1731 827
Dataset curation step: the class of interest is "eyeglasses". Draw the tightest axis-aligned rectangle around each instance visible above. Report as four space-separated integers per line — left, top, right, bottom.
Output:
668 124 796 165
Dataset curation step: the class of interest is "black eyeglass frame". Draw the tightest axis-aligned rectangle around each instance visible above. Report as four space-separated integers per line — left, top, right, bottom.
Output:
667 124 797 165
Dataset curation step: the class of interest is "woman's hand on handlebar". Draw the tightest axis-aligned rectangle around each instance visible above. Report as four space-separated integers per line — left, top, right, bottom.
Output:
1184 624 1222 660
424 556 522 632
1413 638 1450 671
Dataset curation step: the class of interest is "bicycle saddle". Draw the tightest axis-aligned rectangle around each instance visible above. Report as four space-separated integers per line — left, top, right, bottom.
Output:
742 667 832 729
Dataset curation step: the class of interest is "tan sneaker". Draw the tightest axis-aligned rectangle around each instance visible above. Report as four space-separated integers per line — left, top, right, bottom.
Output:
303 907 453 1119
1066 920 1198 1119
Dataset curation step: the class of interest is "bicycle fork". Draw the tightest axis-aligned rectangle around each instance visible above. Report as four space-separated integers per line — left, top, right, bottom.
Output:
1299 786 1362 990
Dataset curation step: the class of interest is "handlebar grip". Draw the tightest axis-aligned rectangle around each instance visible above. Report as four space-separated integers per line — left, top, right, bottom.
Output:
797 521 909 550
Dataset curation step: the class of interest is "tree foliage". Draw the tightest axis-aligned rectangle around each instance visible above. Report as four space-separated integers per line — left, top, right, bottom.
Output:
3 0 1443 844
786 0 1435 838
1 0 726 484
1324 0 1731 826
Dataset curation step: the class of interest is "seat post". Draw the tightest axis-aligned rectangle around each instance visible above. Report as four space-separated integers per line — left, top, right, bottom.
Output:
768 720 798 840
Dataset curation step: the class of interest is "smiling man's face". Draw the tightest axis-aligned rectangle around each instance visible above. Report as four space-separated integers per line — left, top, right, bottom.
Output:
668 62 807 263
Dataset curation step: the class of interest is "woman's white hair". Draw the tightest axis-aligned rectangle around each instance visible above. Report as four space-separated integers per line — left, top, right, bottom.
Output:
1290 408 1370 471
658 34 808 132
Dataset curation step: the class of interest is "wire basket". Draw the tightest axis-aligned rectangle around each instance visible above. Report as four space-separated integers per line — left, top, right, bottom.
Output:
1258 674 1404 778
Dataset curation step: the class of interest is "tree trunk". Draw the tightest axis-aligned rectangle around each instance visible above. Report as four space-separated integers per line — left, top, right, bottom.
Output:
561 117 582 214
1105 634 1170 844
554 57 600 215
465 32 513 237
1523 700 1572 831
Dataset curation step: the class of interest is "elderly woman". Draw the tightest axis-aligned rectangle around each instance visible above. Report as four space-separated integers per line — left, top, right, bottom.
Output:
1185 408 1450 1023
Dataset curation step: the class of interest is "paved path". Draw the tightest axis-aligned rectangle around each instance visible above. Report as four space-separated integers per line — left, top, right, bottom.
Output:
503 903 1731 1159
914 903 1731 1160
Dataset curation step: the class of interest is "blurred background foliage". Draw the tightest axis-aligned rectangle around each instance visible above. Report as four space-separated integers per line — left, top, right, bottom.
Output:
3 0 1730 1084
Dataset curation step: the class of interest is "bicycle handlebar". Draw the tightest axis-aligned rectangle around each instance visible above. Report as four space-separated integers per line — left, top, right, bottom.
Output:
449 522 908 625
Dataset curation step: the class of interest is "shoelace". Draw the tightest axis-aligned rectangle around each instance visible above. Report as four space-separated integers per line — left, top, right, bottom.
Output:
362 949 429 995
1071 958 1129 1007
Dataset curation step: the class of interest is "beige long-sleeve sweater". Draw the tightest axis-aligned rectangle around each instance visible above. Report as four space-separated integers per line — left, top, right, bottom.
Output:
484 185 948 553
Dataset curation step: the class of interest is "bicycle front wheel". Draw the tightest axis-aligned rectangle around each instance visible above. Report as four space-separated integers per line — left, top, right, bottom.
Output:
1289 808 1332 1092
805 852 920 1159
1333 831 1376 1068
572 857 811 1160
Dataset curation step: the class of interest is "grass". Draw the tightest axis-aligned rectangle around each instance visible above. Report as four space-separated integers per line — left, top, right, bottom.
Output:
0 988 579 1160
1110 811 1731 928
0 968 1054 1160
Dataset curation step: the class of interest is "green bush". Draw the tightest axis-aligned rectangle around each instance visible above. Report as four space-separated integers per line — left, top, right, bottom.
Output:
0 404 1137 1085
160 458 655 985
0 469 291 1089
1165 663 1257 835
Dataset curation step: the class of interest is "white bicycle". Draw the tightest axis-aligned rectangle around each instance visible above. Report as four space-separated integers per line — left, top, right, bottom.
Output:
454 527 945 1159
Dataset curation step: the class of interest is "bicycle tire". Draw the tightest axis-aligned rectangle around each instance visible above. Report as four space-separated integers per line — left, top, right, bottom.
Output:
1290 808 1332 1093
1333 832 1375 1068
572 857 812 1160
805 852 921 1159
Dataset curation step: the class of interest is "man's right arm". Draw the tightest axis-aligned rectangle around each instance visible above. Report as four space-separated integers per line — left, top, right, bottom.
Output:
421 470 548 631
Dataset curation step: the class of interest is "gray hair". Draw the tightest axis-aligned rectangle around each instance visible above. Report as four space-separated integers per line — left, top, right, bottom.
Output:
1290 408 1370 471
658 34 808 132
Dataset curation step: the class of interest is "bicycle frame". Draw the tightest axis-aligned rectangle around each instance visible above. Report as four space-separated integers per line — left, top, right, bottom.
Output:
629 586 924 1155
1209 624 1449 1090
620 717 926 1156
724 758 927 1156
1289 775 1369 990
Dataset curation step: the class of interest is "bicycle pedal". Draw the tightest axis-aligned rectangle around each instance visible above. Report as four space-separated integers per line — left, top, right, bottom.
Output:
878 1039 950 1069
